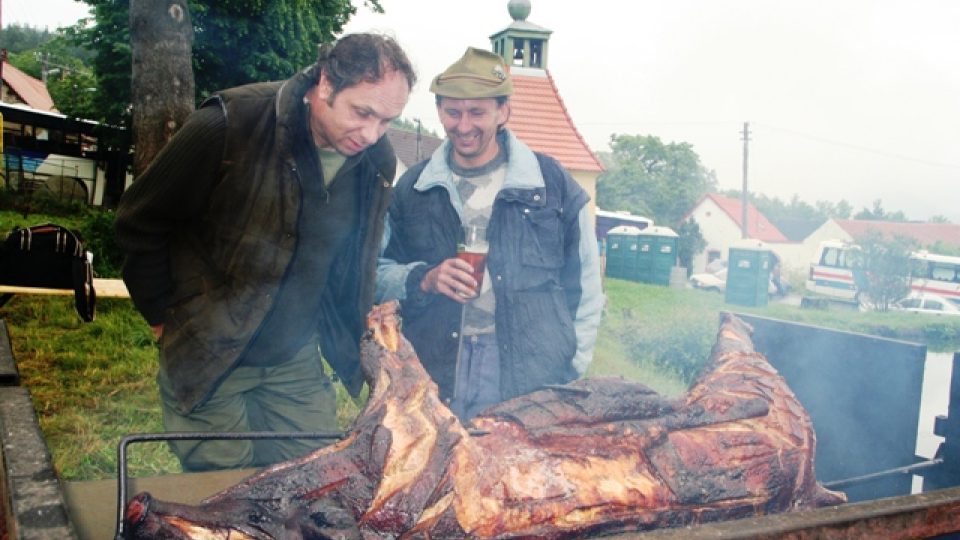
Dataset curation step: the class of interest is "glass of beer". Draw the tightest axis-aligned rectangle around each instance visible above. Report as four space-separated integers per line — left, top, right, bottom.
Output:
457 225 488 294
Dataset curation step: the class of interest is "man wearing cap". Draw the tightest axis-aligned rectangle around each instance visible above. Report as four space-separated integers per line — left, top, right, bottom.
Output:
377 47 603 420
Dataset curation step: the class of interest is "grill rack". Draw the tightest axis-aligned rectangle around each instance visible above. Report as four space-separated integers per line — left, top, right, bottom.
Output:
114 430 345 540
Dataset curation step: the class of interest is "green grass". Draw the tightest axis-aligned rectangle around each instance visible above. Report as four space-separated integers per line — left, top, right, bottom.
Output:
3 272 960 481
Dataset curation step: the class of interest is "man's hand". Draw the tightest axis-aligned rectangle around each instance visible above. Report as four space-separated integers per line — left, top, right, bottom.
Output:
420 257 479 303
152 324 164 340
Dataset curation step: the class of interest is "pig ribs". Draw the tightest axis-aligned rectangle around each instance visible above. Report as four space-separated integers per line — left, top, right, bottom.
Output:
123 303 845 539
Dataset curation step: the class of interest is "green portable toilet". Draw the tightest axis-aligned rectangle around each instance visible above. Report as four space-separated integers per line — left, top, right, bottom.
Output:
725 240 771 307
638 226 679 286
605 226 643 281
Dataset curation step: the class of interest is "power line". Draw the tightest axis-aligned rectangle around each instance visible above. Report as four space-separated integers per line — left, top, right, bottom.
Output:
752 122 960 170
579 119 960 170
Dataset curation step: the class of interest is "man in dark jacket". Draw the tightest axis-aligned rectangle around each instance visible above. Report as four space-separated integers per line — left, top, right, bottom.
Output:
115 34 415 471
377 48 603 421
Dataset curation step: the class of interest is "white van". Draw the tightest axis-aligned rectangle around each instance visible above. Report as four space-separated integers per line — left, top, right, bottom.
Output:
804 240 864 304
909 251 960 305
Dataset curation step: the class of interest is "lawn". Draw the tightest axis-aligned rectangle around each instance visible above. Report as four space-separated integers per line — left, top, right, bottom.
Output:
2 270 959 481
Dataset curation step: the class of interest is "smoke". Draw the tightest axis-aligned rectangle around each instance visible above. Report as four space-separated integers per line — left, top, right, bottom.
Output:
733 312 926 503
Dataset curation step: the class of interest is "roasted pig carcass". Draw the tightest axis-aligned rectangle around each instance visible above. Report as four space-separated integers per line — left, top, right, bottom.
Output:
123 302 845 539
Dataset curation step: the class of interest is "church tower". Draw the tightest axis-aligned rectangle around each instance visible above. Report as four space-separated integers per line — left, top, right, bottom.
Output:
489 1 604 219
489 0 552 70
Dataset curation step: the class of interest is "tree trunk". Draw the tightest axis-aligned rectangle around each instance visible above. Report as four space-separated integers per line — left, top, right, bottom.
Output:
130 0 195 176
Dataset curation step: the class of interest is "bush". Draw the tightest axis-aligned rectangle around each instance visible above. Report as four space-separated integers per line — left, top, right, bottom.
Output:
78 209 123 278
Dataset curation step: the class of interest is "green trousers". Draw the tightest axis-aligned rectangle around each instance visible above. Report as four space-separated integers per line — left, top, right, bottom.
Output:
158 340 338 471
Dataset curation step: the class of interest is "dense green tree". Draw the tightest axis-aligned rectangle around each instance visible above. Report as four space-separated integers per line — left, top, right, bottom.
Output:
0 24 55 53
66 0 381 130
856 230 916 311
675 218 706 276
597 134 717 226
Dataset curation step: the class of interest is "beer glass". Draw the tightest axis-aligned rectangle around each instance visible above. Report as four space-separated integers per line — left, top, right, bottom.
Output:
457 225 488 293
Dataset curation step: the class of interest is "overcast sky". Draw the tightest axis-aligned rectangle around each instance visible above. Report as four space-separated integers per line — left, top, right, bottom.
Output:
7 0 960 223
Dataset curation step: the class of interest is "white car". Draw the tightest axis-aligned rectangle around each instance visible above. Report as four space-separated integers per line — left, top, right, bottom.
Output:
689 268 728 292
689 268 782 295
892 293 960 317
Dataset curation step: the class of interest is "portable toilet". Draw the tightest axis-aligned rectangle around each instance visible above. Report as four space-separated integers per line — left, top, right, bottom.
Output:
725 239 772 307
604 226 643 281
638 226 679 286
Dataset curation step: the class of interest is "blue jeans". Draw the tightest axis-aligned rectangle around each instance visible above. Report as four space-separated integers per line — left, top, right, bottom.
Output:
451 333 501 421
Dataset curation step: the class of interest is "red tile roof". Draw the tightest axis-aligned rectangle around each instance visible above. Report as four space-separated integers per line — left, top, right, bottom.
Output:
696 193 789 242
386 127 443 168
1 61 56 111
507 69 603 173
835 219 960 249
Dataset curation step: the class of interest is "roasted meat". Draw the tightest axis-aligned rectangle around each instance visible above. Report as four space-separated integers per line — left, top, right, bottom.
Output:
123 302 845 539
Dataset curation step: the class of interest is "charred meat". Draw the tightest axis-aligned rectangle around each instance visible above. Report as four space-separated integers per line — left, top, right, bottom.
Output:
124 302 845 539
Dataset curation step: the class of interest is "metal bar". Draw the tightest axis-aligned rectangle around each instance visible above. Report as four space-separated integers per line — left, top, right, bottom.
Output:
114 430 344 540
823 458 944 490
620 485 960 540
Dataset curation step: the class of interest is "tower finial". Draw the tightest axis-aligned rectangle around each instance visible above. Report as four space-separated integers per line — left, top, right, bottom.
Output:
508 0 531 22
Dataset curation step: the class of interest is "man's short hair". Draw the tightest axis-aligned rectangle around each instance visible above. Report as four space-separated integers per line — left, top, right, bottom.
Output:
317 33 417 97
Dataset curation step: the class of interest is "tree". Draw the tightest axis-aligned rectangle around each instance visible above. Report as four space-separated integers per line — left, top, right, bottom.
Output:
0 24 55 53
815 199 853 220
2 26 98 118
597 134 717 226
130 0 195 175
854 199 909 222
856 230 916 311
68 0 379 132
675 218 706 276
720 189 855 223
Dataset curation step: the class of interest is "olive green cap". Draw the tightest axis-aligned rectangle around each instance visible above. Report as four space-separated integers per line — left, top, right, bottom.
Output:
430 47 513 99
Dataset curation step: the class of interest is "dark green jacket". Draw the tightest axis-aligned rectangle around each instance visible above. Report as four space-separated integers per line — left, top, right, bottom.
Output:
116 65 395 413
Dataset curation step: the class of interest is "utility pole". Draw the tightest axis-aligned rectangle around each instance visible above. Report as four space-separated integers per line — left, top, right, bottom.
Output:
740 122 751 239
415 118 422 161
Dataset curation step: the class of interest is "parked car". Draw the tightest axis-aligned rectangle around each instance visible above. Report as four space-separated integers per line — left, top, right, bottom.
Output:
892 293 960 317
689 268 782 296
690 268 728 292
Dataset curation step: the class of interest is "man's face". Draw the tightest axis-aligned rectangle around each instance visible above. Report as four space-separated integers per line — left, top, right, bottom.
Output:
437 97 509 169
308 69 410 156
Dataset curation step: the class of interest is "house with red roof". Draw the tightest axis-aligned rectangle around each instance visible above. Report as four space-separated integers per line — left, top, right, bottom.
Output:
684 193 795 273
1 61 57 112
489 0 604 218
686 193 960 277
805 219 960 254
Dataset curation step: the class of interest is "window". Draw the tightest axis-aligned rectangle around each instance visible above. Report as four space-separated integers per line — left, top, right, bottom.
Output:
899 298 922 309
821 247 841 267
530 39 543 68
512 38 525 65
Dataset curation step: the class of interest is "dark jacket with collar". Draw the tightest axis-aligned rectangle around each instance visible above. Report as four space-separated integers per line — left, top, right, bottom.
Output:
116 65 395 413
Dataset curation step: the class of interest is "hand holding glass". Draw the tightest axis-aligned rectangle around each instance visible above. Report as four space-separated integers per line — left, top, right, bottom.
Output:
457 225 488 296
